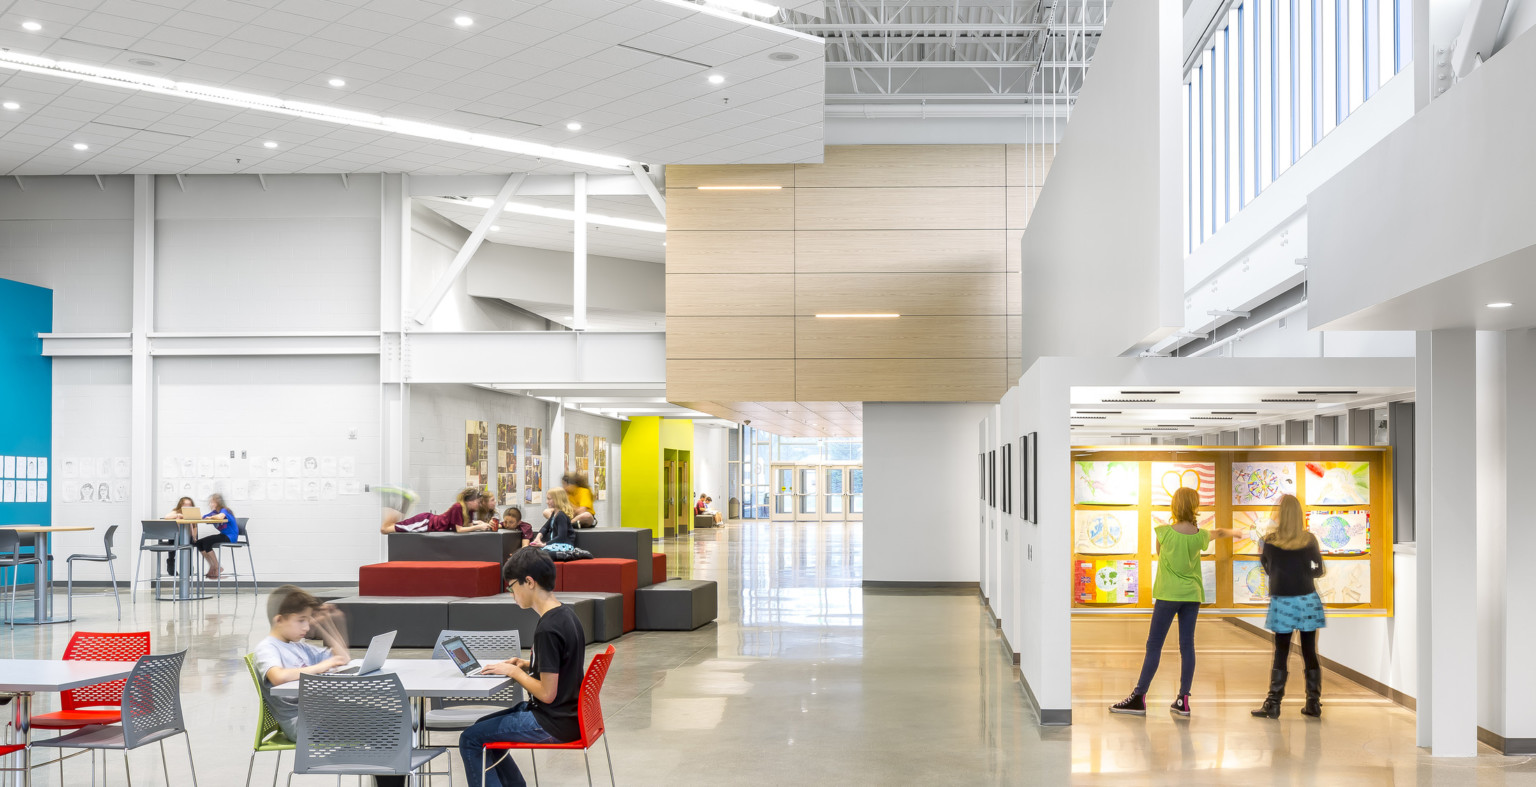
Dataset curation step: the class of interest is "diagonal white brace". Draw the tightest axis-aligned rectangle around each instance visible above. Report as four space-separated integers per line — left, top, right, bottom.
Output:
629 163 665 219
411 172 525 325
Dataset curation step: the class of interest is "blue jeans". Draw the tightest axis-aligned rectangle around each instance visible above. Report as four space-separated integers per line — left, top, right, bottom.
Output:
459 702 561 787
1135 599 1200 696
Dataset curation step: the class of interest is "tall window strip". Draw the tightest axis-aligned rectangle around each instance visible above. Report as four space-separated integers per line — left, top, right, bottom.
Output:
1182 0 1409 253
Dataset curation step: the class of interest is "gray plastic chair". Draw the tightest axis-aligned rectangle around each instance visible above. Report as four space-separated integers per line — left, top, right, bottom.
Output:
31 650 199 785
420 629 524 779
0 529 41 626
290 672 445 784
65 524 121 620
213 517 258 597
134 520 199 601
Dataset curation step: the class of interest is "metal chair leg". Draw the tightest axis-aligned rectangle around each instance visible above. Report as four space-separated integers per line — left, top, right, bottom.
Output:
246 545 259 592
245 750 256 787
272 749 282 787
160 739 170 785
67 559 75 621
108 556 121 619
184 730 200 787
531 751 538 787
124 748 131 786
603 736 615 787
583 751 592 787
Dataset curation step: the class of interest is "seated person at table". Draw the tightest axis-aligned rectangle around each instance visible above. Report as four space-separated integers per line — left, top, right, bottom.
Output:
379 486 496 535
158 495 196 575
459 548 587 787
254 587 406 787
528 489 576 548
500 506 534 546
195 493 240 579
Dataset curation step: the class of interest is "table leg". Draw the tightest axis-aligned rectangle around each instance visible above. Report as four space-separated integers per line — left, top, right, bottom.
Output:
13 692 31 787
169 525 210 602
12 534 66 625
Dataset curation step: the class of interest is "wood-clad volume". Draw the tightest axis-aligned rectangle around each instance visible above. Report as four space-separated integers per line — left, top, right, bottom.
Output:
795 273 1006 316
665 231 794 274
667 317 794 359
666 274 793 316
794 187 1006 231
795 230 1005 273
668 188 794 231
1005 144 1055 187
796 145 1006 188
795 315 1005 359
795 359 1006 401
667 360 794 401
664 164 795 188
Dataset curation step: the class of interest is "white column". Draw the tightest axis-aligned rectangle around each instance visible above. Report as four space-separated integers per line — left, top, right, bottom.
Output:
573 173 588 331
1502 329 1536 742
379 173 409 492
1415 329 1478 755
129 175 155 530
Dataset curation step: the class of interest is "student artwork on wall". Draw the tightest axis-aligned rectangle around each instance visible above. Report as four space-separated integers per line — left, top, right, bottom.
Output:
1232 559 1270 604
574 433 590 478
1075 559 1138 604
1304 461 1370 505
1150 462 1216 506
1306 510 1370 555
1149 512 1217 555
1231 462 1296 505
1315 559 1372 604
0 458 53 504
1230 510 1276 554
1073 461 1138 505
465 420 489 489
523 427 544 504
1074 510 1139 554
594 436 608 501
1152 559 1217 603
495 424 518 505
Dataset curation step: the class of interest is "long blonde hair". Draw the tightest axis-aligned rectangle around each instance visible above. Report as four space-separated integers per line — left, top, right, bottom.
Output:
546 488 576 519
1263 494 1314 550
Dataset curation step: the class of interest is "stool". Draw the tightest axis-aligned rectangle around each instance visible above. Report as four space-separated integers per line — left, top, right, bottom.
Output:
555 558 638 632
359 561 501 598
573 528 654 587
556 592 624 642
651 553 667 584
635 579 718 631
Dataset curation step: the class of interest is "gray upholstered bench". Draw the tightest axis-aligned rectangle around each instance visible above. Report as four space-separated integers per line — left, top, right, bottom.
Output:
329 595 459 648
694 513 716 529
635 579 718 631
557 591 625 642
447 594 597 644
574 527 655 587
386 531 523 564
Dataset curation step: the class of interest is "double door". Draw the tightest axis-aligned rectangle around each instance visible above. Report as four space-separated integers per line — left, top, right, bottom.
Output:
771 465 862 522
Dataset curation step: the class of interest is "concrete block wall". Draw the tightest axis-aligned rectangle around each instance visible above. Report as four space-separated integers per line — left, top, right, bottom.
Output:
49 358 132 580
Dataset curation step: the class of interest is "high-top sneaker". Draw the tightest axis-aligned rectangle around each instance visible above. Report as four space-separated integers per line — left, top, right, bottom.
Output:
1170 694 1191 716
1110 691 1147 716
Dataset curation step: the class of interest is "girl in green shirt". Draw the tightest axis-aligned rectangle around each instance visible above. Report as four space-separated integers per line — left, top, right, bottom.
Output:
1111 487 1237 717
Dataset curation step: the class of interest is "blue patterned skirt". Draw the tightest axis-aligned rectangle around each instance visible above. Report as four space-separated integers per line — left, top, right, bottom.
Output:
1265 592 1328 633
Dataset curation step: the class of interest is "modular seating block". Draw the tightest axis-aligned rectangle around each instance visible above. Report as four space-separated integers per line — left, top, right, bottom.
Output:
329 596 457 648
387 532 523 564
574 528 654 587
694 514 716 530
635 580 718 631
652 553 667 583
447 594 597 645
555 558 638 632
555 592 624 643
359 561 502 598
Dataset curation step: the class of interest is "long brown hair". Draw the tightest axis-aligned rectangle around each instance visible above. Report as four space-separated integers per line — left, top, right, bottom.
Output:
208 492 234 522
1170 487 1200 523
1263 494 1314 550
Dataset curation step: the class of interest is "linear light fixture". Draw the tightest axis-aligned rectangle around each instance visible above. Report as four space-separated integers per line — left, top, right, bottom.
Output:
649 0 823 42
697 185 782 190
814 313 900 318
0 52 634 171
466 197 666 233
704 0 781 17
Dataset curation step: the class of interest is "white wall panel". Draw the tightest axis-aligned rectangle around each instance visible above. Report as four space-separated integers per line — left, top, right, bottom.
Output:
0 176 133 332
49 358 132 580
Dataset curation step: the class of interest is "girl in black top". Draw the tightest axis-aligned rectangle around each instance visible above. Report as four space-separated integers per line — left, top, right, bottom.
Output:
530 488 576 547
1252 494 1328 719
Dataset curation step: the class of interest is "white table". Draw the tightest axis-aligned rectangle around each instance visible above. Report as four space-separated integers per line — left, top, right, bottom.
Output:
0 659 138 787
0 526 95 625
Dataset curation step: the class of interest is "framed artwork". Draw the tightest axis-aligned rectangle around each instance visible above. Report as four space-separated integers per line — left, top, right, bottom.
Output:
1075 559 1138 604
1315 559 1372 603
1001 443 1012 515
1073 461 1138 505
1019 435 1030 524
1307 510 1370 555
980 454 986 501
495 424 517 505
1232 559 1270 604
1074 510 1139 554
1231 510 1276 554
1150 462 1217 506
1027 432 1038 524
1231 462 1296 506
1304 461 1370 505
464 420 488 489
988 450 996 509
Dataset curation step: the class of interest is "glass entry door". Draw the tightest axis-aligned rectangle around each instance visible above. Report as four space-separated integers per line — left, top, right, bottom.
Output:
772 464 859 522
772 465 796 521
795 467 819 521
848 467 863 521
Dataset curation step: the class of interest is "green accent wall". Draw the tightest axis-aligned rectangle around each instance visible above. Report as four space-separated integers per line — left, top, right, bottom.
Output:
620 417 694 536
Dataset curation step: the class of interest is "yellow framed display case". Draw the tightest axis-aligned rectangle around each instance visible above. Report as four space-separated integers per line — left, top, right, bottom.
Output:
1069 446 1394 617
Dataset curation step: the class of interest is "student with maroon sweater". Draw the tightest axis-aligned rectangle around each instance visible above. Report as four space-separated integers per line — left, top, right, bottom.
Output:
380 487 495 534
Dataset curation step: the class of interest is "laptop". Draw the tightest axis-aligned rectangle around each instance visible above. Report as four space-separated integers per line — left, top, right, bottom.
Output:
441 636 505 678
179 506 201 520
329 630 396 676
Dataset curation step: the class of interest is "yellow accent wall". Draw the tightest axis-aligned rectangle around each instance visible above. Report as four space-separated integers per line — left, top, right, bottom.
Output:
621 417 694 536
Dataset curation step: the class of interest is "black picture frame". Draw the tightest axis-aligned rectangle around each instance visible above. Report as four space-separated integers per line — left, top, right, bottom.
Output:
1027 431 1039 523
988 449 996 508
980 454 986 501
1020 435 1030 523
1001 443 1012 514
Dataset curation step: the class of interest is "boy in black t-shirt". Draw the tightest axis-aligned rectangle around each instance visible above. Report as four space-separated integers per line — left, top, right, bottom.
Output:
460 547 587 787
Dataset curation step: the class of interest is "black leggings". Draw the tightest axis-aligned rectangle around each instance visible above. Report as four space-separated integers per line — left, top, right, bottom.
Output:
1273 630 1320 670
193 533 230 553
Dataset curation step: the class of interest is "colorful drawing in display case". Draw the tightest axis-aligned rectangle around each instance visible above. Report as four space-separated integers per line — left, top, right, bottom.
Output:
1152 559 1217 603
1232 559 1270 604
1073 461 1139 505
1231 510 1276 554
1315 559 1372 604
1231 462 1297 506
1305 461 1370 505
1306 510 1370 555
1149 462 1216 506
1074 510 1139 554
1075 559 1138 604
1149 512 1216 555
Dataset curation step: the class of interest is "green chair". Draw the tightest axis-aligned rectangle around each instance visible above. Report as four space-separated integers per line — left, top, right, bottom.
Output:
242 653 296 787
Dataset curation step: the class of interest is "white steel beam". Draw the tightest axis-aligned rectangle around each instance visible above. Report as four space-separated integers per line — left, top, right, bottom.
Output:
407 174 646 198
129 174 154 531
406 332 665 385
628 164 666 219
412 172 524 325
573 172 588 331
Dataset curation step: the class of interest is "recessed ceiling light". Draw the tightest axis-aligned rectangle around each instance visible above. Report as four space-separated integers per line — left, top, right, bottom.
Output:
328 78 346 87
21 21 41 32
453 15 474 26
707 74 725 84
129 58 159 67
263 140 278 148
768 51 800 61
490 225 501 231
1 101 17 110
1488 302 1514 308
565 122 582 131
72 143 89 151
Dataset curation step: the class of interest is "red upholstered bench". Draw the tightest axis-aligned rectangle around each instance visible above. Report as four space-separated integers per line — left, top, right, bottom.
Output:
555 558 638 632
359 561 501 598
652 553 667 585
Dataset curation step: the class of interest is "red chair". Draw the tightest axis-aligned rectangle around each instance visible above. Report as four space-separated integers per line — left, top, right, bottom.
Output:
30 631 151 730
481 645 617 787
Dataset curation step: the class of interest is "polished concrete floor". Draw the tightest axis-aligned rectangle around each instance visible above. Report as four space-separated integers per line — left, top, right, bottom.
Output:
3 522 1535 785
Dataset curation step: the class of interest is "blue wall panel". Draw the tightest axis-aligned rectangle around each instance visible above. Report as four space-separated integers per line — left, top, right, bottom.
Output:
0 278 53 585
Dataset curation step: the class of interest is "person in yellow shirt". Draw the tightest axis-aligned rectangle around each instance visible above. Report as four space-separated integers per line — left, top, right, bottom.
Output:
563 473 596 528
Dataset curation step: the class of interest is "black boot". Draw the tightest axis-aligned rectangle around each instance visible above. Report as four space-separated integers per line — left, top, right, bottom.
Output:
1251 668 1286 718
1301 668 1322 717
